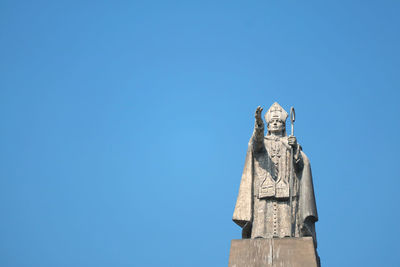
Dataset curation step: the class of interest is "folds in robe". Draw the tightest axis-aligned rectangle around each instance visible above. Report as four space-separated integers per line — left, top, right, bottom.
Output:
232 138 318 241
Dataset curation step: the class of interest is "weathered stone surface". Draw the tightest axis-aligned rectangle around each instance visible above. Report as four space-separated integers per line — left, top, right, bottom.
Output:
232 103 318 242
228 237 319 267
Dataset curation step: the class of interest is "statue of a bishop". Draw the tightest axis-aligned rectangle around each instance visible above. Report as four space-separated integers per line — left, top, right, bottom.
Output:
232 102 318 243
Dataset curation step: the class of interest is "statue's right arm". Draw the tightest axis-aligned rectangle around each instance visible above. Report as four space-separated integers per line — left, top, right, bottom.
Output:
252 106 265 152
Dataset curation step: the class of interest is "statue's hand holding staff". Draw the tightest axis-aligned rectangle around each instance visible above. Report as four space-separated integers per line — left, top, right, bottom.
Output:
288 107 297 147
288 136 297 147
255 106 264 127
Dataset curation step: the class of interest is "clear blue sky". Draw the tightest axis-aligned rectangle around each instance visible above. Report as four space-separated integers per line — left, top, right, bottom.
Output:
1 1 399 266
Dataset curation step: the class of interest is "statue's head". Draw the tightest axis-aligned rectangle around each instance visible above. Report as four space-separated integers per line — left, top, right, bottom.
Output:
265 102 288 136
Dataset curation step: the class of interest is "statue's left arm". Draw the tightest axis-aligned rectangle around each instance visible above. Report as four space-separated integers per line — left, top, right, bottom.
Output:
290 136 317 242
288 136 304 172
293 144 304 172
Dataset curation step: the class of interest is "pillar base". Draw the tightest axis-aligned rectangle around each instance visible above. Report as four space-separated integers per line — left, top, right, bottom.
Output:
228 237 320 267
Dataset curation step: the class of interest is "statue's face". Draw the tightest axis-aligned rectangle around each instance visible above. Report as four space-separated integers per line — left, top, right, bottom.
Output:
268 119 285 134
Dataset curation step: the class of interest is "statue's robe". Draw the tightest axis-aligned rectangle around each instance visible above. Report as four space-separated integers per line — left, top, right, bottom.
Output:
232 134 318 243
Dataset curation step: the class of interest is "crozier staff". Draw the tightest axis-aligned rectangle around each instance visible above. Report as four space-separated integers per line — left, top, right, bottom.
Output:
289 106 295 237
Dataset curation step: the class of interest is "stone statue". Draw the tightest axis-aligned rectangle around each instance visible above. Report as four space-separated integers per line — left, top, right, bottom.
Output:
232 102 318 243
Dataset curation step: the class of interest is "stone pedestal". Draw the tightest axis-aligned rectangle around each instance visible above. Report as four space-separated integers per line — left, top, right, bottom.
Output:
228 237 320 267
